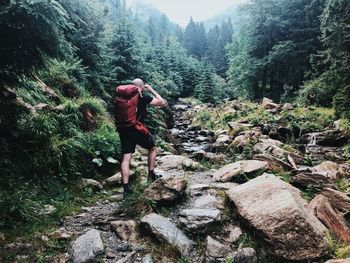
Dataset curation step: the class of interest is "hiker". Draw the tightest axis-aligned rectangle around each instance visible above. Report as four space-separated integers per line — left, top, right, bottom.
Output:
114 78 167 197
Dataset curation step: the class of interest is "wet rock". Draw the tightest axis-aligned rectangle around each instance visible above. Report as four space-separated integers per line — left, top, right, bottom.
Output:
140 213 194 256
110 220 139 244
213 160 268 182
104 172 122 187
71 229 104 263
81 178 103 190
309 195 350 242
178 208 221 233
205 236 231 262
230 248 258 263
301 130 348 147
226 173 329 261
144 175 186 203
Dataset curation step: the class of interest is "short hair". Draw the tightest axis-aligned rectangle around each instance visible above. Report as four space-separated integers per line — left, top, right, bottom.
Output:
132 78 144 87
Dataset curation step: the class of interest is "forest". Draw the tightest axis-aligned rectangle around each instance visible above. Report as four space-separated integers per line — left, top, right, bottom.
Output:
0 0 350 262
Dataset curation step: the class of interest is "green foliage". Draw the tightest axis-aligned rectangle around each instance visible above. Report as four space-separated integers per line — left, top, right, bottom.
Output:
0 0 72 82
227 0 324 101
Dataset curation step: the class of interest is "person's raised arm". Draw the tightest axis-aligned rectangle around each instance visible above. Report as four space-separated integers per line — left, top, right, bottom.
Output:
143 84 167 107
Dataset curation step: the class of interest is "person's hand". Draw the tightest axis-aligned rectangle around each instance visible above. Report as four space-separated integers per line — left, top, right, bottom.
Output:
143 84 153 92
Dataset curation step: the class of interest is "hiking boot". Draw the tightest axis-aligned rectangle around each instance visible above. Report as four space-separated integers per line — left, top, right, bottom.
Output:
123 184 132 198
148 170 161 182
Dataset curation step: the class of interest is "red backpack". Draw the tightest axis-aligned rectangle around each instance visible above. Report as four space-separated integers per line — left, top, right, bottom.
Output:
114 85 149 134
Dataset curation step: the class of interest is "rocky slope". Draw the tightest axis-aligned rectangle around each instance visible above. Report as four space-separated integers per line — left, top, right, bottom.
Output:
3 98 350 263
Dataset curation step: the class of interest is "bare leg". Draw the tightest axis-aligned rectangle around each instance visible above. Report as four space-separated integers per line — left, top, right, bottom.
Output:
148 146 157 171
121 153 132 184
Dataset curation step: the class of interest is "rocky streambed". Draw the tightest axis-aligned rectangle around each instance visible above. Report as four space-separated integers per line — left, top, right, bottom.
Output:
4 98 350 263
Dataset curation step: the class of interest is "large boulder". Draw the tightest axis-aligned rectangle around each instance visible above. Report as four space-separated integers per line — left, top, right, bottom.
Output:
213 160 268 182
71 229 104 263
226 173 329 261
144 175 186 203
140 213 193 256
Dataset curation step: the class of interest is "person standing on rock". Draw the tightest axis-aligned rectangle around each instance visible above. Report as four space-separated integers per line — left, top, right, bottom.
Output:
114 78 167 197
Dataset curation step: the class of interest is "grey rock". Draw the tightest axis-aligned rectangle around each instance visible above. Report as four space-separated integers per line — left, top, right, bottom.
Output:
205 236 231 262
216 134 231 144
209 182 239 190
104 172 122 186
142 254 154 263
230 248 258 263
226 173 329 261
140 213 193 256
158 155 200 170
193 195 223 209
213 160 268 182
81 178 103 190
71 229 104 263
224 225 243 244
178 208 221 233
144 175 186 203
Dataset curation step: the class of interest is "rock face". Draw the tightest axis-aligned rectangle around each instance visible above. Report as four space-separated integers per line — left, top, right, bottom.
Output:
140 213 193 256
178 208 221 233
71 229 104 263
213 160 268 182
144 175 186 203
226 173 329 261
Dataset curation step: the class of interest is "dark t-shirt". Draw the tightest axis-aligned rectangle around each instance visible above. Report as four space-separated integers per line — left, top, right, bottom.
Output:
137 93 153 124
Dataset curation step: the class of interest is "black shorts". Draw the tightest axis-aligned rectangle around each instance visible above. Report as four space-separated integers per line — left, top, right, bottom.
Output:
118 129 155 154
